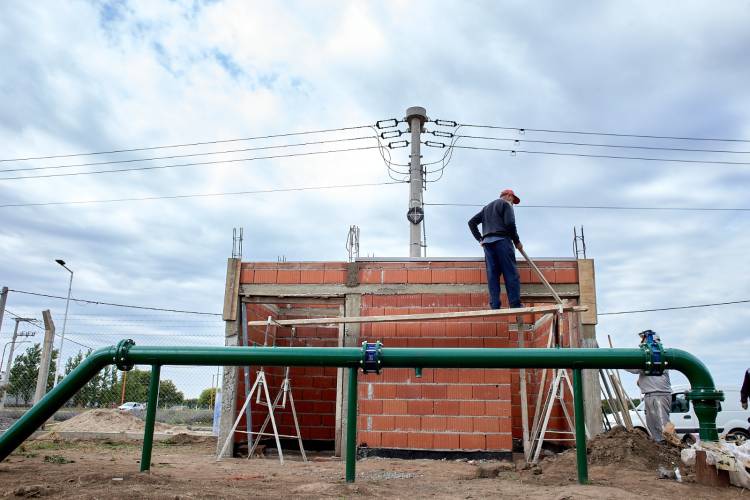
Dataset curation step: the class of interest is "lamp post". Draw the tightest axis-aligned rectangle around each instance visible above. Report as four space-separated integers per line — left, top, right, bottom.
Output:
53 259 73 388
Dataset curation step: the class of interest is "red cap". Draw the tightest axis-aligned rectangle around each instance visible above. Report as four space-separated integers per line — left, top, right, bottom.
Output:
500 189 520 204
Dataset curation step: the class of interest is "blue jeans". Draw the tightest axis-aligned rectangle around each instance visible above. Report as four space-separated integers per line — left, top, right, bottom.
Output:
483 239 522 309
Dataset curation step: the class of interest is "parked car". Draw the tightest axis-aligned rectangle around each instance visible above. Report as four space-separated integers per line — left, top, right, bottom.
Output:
610 385 750 444
118 402 146 411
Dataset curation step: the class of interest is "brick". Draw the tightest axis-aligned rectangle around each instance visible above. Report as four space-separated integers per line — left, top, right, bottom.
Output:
323 269 346 283
276 270 301 284
396 322 421 337
371 415 395 431
484 370 510 384
396 384 421 399
373 384 398 399
383 269 408 283
498 417 513 433
473 385 500 399
434 370 459 384
381 432 408 448
393 415 421 431
433 433 460 449
459 400 486 416
460 434 486 450
434 400 460 415
474 416 501 432
382 400 408 415
422 385 447 399
299 269 325 283
240 269 254 283
358 431 381 447
555 268 578 283
396 294 421 307
445 323 472 338
446 385 471 399
518 267 532 283
360 400 383 414
458 369 485 384
408 338 433 347
253 269 277 283
357 268 380 284
455 269 482 284
459 338 483 348
407 400 433 415
408 432 434 449
421 416 447 431
445 417 473 432
421 322 446 338
433 338 458 348
431 269 456 283
407 269 431 284
471 323 496 337
483 338 507 348
486 433 513 450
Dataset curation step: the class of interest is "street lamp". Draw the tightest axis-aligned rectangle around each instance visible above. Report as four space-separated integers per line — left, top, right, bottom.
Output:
53 259 73 388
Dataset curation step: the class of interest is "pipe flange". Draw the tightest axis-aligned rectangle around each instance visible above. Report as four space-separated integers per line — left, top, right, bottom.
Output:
686 389 724 402
114 339 136 371
360 341 383 374
640 341 665 375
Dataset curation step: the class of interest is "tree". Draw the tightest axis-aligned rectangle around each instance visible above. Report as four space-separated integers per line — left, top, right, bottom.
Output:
198 387 217 408
6 344 57 406
120 368 184 407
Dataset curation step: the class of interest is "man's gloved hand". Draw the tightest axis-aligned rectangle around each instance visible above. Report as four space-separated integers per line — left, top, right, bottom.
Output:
742 401 747 410
514 241 523 251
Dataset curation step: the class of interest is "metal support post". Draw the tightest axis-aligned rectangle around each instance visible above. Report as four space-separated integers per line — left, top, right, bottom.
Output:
345 367 358 483
0 287 8 339
53 261 73 388
573 368 588 484
406 106 427 257
141 365 161 472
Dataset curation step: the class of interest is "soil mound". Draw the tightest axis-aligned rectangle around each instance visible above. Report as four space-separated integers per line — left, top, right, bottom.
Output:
545 427 682 473
48 409 173 433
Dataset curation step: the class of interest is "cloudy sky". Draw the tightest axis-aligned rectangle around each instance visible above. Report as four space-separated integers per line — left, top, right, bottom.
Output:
1 0 749 398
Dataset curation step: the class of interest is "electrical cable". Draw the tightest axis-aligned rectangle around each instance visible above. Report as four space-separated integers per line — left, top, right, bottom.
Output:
0 124 374 163
0 180 405 208
7 289 222 316
0 145 383 181
433 144 750 166
599 299 750 315
459 123 750 143
424 202 750 212
0 136 378 174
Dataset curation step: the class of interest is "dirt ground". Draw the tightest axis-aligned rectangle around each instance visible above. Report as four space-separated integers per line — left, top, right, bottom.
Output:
0 430 746 499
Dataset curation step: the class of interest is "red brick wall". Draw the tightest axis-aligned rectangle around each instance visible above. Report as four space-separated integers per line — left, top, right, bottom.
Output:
236 259 581 452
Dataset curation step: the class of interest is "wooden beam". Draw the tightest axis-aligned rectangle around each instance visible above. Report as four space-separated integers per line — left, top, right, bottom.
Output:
247 304 587 327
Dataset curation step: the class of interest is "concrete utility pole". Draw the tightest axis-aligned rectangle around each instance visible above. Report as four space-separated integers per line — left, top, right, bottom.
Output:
34 310 55 404
405 106 428 257
0 287 8 339
0 317 34 409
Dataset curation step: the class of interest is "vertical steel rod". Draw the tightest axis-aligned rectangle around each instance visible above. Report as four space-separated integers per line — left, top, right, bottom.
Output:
141 364 161 472
572 368 588 484
345 367 358 483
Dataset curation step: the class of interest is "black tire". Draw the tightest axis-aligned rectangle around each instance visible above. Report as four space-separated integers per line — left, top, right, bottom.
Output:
725 429 750 445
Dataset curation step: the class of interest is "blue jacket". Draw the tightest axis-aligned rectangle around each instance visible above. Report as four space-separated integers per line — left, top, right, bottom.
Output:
468 198 520 244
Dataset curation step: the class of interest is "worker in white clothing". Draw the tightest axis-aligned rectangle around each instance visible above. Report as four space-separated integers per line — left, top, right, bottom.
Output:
625 330 671 443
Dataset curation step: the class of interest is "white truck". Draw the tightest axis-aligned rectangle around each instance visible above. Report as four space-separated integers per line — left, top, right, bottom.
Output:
616 385 750 444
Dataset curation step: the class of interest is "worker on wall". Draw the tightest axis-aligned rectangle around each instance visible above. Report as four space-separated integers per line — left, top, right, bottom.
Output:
740 368 750 410
468 189 524 309
625 330 672 443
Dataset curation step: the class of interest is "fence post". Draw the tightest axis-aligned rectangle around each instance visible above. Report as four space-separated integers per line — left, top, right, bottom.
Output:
33 311 55 405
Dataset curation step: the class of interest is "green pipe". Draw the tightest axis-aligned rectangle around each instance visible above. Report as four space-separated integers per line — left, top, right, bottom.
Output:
0 347 113 461
0 344 722 468
346 367 358 483
572 369 588 484
140 365 161 472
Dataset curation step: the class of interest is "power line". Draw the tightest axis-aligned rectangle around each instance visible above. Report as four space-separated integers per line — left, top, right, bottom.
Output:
0 145 383 181
458 123 750 143
7 289 221 316
0 124 374 163
599 299 750 315
424 202 750 212
440 144 750 166
0 136 377 174
4 308 93 350
0 180 405 209
454 134 750 155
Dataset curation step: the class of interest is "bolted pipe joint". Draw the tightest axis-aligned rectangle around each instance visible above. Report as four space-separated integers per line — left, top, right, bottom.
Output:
114 339 136 371
360 341 383 374
640 340 665 375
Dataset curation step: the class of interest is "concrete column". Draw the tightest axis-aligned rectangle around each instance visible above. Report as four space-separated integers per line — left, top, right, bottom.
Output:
577 259 602 436
340 293 361 461
217 258 241 457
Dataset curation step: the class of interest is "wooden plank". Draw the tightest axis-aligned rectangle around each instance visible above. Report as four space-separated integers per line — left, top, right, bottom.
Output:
517 318 531 459
577 259 597 325
247 304 587 327
222 258 242 321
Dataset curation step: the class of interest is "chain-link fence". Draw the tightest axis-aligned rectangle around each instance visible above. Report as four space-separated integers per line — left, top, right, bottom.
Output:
1 311 224 435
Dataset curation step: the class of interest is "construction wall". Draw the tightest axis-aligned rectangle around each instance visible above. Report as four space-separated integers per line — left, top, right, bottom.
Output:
229 258 585 454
